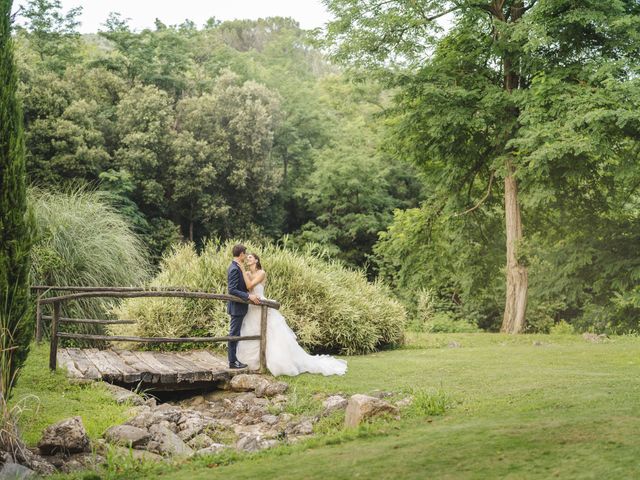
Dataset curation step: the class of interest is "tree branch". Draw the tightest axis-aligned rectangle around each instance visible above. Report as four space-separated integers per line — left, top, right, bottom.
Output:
420 5 462 23
454 171 495 216
10 5 23 23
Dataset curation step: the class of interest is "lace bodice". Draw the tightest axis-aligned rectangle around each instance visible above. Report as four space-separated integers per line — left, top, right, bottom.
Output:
251 282 265 298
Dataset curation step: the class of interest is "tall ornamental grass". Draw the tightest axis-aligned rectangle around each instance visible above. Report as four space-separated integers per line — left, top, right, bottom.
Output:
30 187 151 336
115 240 406 355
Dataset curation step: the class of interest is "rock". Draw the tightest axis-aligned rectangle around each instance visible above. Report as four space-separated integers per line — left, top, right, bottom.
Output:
101 382 145 406
292 420 313 436
395 396 413 409
344 394 399 428
38 416 90 455
145 397 157 408
187 434 215 450
370 390 394 399
112 446 163 461
235 435 277 452
255 381 289 398
103 425 150 448
6 449 55 476
59 452 106 474
583 333 608 343
0 462 36 479
230 374 270 393
181 395 206 409
234 424 264 437
151 404 183 424
236 435 262 452
272 394 288 405
147 425 194 457
176 415 206 441
261 414 278 425
448 341 461 349
195 443 227 456
323 395 348 414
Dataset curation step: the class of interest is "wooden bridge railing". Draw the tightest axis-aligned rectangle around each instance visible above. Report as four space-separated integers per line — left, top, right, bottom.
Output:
33 286 280 375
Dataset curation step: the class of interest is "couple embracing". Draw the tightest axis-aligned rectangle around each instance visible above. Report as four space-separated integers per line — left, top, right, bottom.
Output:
226 244 347 377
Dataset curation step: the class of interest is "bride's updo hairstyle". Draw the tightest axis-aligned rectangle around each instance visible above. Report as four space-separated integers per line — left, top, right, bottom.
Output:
250 253 262 270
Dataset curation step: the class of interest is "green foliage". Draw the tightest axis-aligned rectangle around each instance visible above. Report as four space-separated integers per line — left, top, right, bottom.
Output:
16 0 82 73
407 387 452 417
15 8 417 269
8 343 130 446
115 240 406 355
328 0 640 333
30 187 151 337
549 320 575 336
0 0 35 402
292 76 423 273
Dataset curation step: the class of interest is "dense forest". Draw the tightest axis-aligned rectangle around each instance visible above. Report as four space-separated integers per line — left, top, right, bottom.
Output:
13 0 640 334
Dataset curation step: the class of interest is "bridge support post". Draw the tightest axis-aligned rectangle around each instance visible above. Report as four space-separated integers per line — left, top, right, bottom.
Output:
49 301 60 371
35 288 43 344
259 305 268 373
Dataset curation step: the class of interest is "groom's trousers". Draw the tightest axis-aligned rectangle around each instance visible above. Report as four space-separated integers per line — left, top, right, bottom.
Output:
228 314 244 362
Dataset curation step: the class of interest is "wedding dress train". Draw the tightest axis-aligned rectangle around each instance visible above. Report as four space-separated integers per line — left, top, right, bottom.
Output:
236 283 347 376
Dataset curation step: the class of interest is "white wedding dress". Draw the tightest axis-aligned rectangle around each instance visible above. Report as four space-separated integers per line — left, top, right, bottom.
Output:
236 282 347 376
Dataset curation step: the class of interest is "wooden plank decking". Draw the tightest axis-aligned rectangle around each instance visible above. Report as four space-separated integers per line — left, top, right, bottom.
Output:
58 348 248 390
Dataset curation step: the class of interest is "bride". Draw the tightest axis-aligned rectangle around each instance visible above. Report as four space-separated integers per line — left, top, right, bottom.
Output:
236 253 347 377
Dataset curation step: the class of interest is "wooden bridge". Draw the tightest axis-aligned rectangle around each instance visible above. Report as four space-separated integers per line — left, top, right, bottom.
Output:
34 286 280 390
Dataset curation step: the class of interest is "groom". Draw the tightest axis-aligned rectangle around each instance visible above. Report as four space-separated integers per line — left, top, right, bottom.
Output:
227 244 260 369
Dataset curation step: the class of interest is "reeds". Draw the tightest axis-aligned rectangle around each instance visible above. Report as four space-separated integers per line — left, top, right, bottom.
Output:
29 187 152 338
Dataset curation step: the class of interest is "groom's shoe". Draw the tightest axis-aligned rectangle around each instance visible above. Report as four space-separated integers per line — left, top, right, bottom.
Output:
229 360 248 369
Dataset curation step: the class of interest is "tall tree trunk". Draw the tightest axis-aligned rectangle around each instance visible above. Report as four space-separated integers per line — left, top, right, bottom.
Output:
501 159 528 333
499 0 528 333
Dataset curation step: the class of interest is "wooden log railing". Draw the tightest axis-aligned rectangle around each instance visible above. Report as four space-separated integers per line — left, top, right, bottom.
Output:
31 285 187 343
34 287 280 374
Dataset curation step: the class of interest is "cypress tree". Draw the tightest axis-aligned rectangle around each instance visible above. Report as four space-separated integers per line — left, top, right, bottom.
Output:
0 0 34 403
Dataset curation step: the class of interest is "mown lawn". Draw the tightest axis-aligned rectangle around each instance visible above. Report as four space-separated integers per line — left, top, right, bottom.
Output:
11 333 640 479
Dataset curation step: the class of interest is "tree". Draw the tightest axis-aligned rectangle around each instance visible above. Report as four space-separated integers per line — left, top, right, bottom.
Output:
16 0 82 73
294 75 423 272
1 0 34 409
114 84 175 218
325 0 640 332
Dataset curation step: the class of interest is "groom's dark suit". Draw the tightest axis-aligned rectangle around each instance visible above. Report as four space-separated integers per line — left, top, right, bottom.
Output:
227 260 250 364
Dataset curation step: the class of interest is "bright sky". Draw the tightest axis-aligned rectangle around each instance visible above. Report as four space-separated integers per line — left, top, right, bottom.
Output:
14 0 333 32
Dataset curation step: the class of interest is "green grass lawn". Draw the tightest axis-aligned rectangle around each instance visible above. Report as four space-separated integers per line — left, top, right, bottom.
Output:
11 333 640 479
9 344 131 446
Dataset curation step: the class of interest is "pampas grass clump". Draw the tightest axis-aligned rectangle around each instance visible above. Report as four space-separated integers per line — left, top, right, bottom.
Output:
30 187 151 334
116 240 406 355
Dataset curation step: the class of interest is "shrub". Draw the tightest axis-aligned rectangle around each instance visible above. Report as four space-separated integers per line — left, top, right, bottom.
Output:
423 313 480 333
30 187 151 337
549 320 575 335
408 290 479 333
115 240 406 355
408 388 452 417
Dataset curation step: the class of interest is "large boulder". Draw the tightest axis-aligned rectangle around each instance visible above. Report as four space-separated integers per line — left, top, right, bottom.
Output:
103 425 150 448
230 374 269 392
38 417 90 455
344 394 399 428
